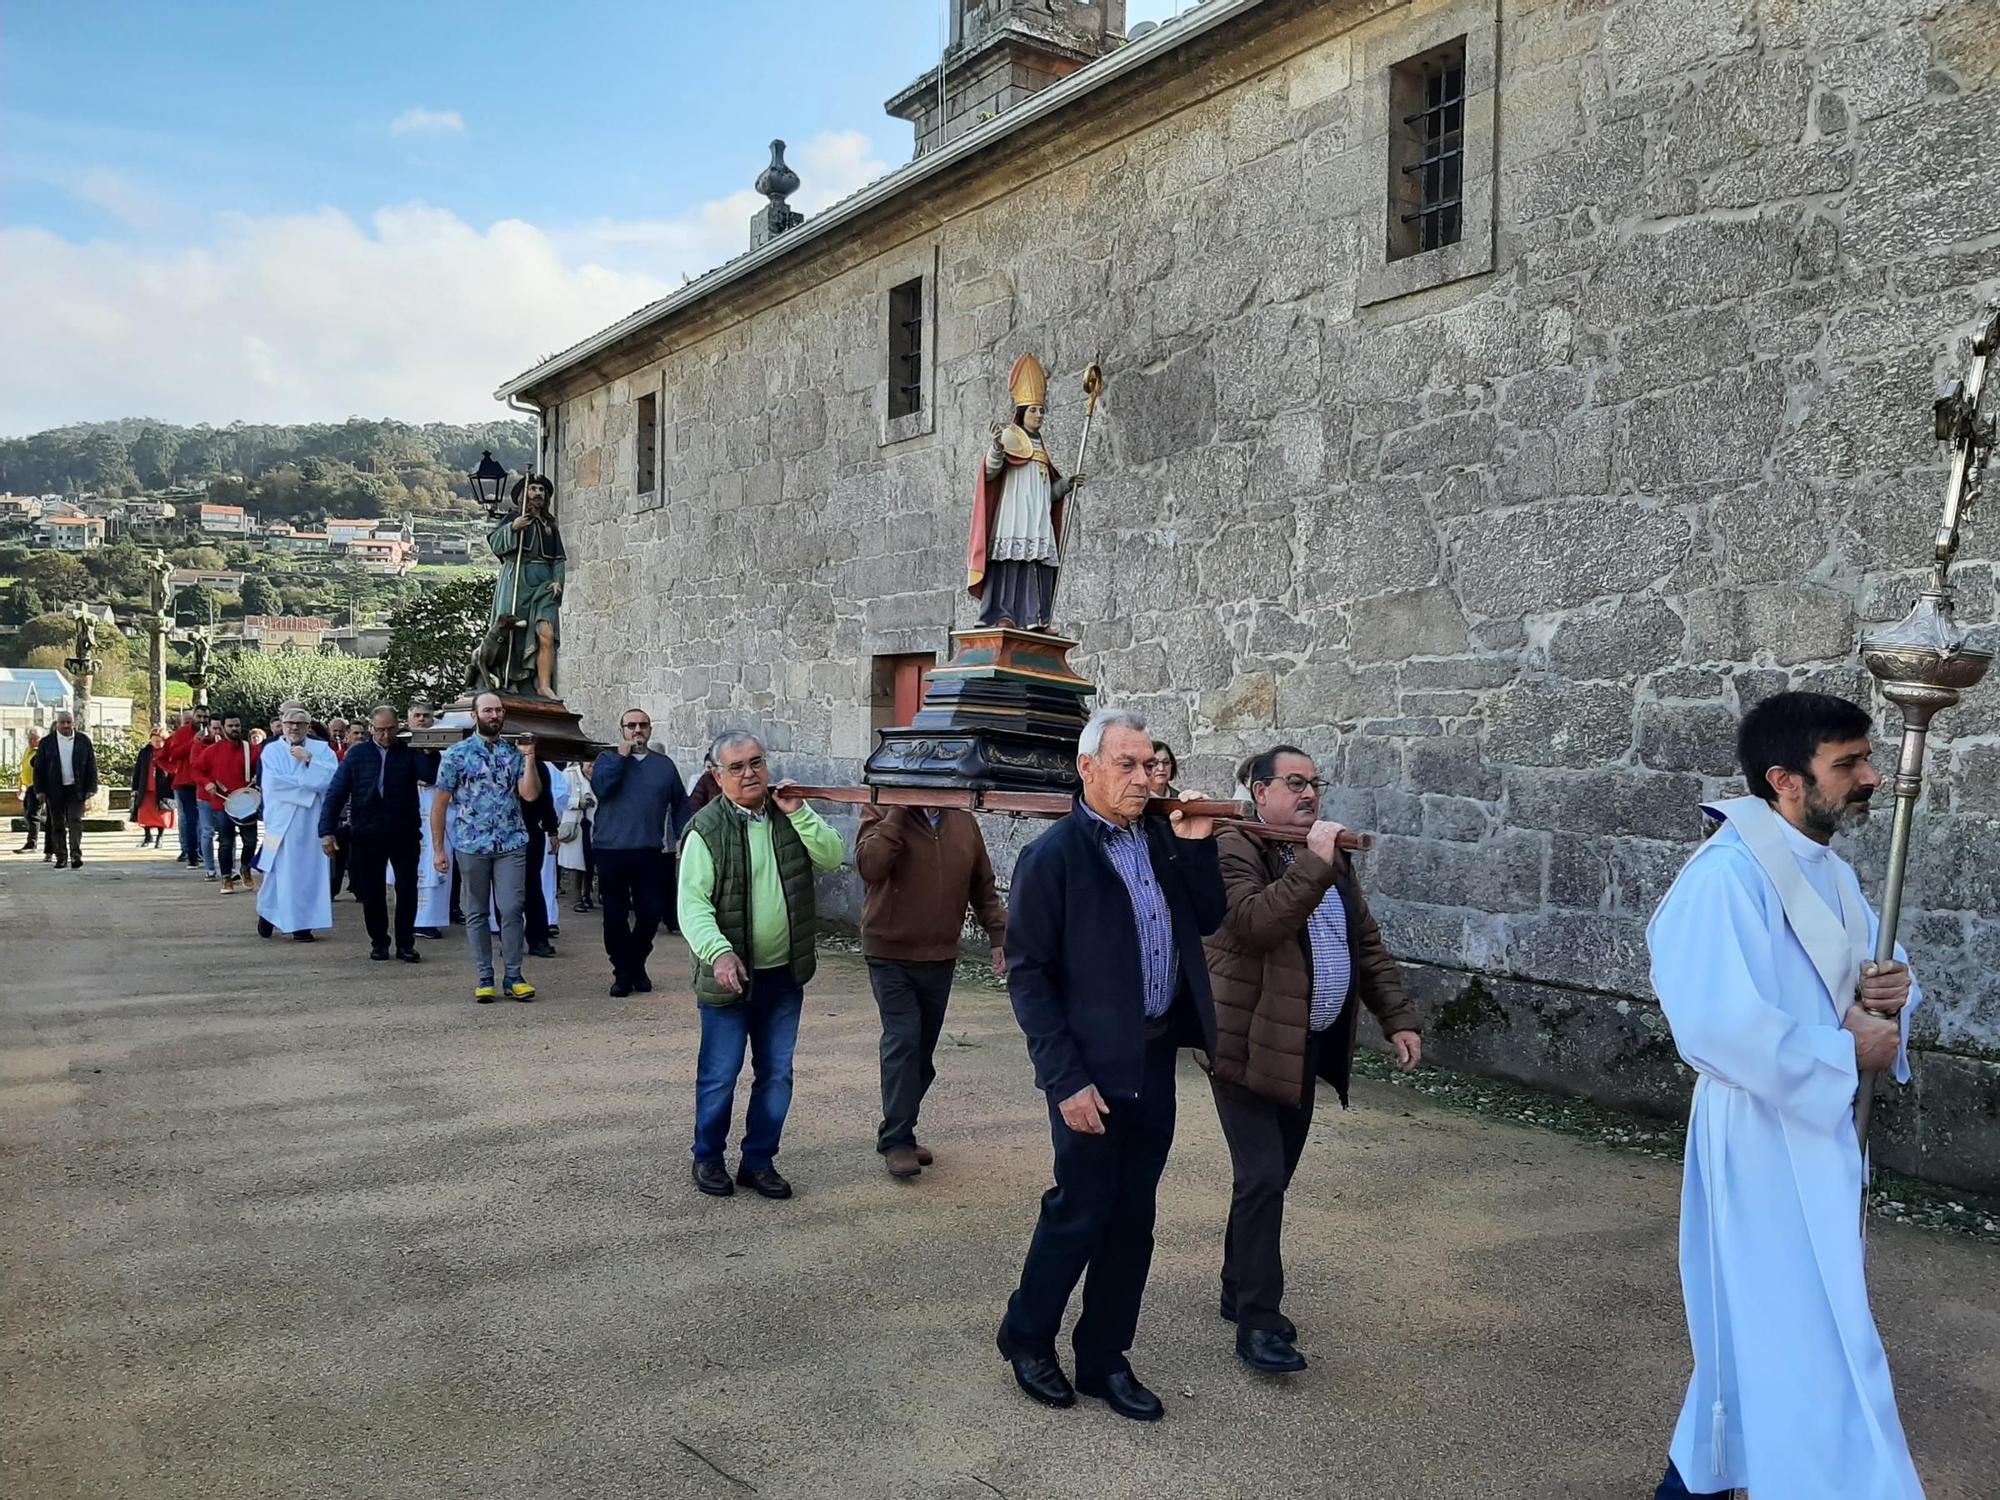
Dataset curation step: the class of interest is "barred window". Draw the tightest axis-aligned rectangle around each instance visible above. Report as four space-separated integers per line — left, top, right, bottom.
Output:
1388 38 1466 263
635 390 657 499
887 277 924 421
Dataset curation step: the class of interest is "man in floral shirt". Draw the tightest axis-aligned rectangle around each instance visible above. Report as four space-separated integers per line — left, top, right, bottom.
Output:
431 692 543 1003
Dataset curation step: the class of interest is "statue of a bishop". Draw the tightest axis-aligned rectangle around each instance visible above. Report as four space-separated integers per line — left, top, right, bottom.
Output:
965 353 1082 631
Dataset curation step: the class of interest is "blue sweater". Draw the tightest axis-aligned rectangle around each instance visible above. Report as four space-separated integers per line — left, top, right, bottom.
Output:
588 749 691 851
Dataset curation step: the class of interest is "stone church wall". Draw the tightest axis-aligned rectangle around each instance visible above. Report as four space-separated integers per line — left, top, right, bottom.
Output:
546 0 2000 1189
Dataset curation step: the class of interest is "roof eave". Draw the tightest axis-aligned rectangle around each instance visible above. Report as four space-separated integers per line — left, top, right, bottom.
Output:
494 0 1268 405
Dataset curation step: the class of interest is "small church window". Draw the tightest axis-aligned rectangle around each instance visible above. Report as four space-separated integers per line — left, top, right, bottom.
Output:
635 391 657 499
887 277 924 420
1387 38 1466 263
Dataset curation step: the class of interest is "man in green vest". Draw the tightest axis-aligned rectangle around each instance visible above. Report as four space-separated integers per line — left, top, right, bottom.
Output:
678 730 845 1199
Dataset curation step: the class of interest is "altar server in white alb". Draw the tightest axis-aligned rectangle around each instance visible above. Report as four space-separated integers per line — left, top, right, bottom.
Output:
256 708 339 943
408 701 454 938
1647 691 1923 1500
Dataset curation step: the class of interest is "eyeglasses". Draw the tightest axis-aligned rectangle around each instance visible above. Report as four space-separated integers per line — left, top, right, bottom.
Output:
720 755 766 777
1256 775 1329 795
622 720 651 731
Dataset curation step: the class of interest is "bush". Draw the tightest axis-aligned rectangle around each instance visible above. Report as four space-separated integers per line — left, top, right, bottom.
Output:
205 648 382 726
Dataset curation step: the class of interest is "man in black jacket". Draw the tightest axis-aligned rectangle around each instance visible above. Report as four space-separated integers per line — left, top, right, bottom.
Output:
996 706 1223 1424
318 705 423 962
34 711 99 870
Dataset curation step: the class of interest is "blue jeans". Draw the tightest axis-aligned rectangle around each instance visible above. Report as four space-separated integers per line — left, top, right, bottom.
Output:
692 968 804 1171
176 787 201 863
197 802 222 875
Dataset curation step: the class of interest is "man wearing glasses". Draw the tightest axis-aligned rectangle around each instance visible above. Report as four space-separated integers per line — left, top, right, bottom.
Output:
1202 744 1420 1375
589 708 691 997
677 730 844 1199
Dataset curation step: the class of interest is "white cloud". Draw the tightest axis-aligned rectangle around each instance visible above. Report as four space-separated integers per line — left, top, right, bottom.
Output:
71 167 164 229
0 131 893 433
389 107 466 137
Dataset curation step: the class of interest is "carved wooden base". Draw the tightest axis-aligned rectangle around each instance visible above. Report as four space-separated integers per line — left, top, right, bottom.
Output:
409 694 602 764
865 627 1095 793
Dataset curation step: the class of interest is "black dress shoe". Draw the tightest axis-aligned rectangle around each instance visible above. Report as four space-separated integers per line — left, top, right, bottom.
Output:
396 948 422 963
1075 1369 1164 1422
414 926 443 939
633 972 653 993
995 1326 1075 1409
292 931 316 943
1236 1326 1308 1374
735 1164 792 1199
1220 1303 1297 1342
257 917 274 939
609 978 633 997
692 1159 734 1196
528 943 558 959
370 946 392 961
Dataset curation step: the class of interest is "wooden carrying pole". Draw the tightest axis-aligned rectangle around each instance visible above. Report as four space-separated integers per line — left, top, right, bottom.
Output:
783 785 1372 853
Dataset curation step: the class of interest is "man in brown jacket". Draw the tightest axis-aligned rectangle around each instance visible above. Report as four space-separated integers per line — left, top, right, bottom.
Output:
1203 744 1422 1375
856 805 1008 1179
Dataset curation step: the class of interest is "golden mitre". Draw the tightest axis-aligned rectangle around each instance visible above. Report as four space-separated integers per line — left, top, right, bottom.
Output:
1002 353 1048 458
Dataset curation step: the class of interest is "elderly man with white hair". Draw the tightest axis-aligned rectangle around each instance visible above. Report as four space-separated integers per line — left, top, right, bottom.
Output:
676 729 844 1200
996 705 1225 1423
256 708 338 942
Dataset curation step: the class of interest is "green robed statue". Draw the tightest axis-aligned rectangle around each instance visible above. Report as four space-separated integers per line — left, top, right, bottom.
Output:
469 474 567 700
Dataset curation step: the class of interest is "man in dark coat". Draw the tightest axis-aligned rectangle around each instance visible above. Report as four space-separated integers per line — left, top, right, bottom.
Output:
996 706 1224 1424
318 705 425 962
34 710 99 870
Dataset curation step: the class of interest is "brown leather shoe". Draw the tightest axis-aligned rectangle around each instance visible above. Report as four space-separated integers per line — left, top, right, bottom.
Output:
914 1143 934 1166
884 1145 921 1178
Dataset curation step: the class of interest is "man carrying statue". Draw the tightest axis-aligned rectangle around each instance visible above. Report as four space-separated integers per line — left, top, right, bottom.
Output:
966 353 1084 632
473 474 567 700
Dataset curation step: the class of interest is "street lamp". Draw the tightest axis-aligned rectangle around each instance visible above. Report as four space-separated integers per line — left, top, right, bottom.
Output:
469 451 509 510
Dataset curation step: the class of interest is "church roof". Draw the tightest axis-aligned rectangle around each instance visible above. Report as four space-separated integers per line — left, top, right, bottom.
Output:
494 0 1256 404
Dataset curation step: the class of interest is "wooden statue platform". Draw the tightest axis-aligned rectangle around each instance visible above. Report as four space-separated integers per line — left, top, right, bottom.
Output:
407 693 603 763
864 626 1094 793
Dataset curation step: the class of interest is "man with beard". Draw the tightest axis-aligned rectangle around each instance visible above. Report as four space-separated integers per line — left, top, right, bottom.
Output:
432 692 541 1003
196 711 259 894
1646 691 1923 1499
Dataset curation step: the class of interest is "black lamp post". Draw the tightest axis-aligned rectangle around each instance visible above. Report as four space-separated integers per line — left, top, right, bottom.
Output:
469 450 509 510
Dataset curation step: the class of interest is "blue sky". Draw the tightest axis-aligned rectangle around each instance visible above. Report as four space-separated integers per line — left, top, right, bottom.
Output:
1 0 1188 434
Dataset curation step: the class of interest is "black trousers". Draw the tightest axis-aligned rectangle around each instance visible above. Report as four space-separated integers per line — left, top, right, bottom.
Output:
596 847 665 981
869 958 954 1152
329 827 352 895
350 831 420 952
1209 1032 1321 1333
215 814 259 881
1002 1038 1177 1380
45 788 85 865
523 826 550 947
18 786 40 847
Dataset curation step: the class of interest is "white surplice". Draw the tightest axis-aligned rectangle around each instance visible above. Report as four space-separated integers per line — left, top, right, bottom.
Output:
1649 797 1923 1499
390 784 456 928
255 738 338 935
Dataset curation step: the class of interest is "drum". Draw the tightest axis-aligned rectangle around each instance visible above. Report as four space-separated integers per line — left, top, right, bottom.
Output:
224 786 264 824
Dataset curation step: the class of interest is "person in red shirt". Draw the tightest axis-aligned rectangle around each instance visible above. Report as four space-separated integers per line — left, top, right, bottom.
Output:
196 711 260 893
161 707 208 868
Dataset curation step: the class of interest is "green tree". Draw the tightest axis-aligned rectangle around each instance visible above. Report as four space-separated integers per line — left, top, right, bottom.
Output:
0 544 30 576
205 648 381 725
10 613 80 660
173 546 228 570
20 552 90 604
239 575 281 615
3 582 43 625
175 584 221 627
377 571 493 709
82 542 155 599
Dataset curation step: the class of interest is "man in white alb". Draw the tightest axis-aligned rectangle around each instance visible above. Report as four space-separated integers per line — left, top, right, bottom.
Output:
1647 690 1923 1499
256 708 339 943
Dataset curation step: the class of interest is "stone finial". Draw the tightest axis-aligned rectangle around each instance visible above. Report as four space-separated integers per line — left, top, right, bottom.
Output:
750 140 805 249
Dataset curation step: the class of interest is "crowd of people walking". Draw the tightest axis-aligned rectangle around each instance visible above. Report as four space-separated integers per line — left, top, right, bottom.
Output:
8 687 1934 1493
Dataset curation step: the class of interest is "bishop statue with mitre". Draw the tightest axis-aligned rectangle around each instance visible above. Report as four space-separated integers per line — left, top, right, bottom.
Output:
966 353 1082 632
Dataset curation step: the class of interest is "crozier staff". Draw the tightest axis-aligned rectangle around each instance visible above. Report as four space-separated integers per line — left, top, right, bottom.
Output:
966 353 1083 631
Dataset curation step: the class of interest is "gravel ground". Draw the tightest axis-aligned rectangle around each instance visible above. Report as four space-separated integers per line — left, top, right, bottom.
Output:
5 835 1997 1500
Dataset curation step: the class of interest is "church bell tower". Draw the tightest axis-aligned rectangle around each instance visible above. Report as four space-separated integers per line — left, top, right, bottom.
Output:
885 0 1127 158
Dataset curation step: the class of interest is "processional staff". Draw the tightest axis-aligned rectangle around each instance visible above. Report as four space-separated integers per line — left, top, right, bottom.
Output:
1852 303 1999 1210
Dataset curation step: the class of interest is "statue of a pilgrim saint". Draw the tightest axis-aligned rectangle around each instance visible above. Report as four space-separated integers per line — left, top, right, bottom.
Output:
479 474 567 700
966 353 1083 631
